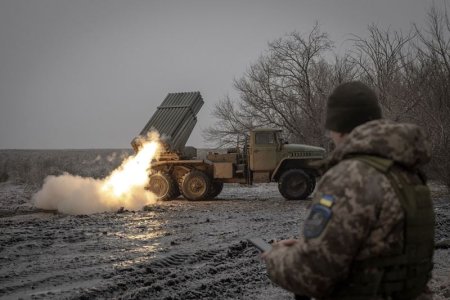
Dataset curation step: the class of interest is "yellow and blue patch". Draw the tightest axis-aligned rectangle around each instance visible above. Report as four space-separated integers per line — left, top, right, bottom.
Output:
303 194 335 239
319 194 335 208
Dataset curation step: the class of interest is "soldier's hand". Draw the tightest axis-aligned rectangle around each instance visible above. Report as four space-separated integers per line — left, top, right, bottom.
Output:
261 239 298 260
278 239 297 246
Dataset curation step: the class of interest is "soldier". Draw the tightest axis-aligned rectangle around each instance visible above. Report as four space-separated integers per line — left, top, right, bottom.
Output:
262 81 435 299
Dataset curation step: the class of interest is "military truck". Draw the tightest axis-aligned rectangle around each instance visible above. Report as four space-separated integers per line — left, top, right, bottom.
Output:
132 92 325 201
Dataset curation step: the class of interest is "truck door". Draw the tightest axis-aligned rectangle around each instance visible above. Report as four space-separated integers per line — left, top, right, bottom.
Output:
250 132 277 171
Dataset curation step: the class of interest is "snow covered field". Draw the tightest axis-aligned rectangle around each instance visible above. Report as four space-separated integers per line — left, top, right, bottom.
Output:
0 150 449 299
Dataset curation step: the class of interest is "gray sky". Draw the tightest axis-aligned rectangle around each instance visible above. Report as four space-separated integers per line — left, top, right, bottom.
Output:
0 0 433 149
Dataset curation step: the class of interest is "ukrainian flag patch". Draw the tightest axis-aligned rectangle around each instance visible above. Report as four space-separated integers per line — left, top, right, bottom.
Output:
319 194 335 208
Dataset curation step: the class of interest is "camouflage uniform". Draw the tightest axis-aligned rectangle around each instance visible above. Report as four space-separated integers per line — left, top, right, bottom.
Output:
264 119 433 299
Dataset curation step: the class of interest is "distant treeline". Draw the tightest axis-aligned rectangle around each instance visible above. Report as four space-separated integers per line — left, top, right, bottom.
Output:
0 149 132 186
204 3 450 188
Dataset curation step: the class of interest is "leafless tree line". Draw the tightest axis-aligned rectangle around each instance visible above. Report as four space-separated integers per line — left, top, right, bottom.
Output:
204 4 450 187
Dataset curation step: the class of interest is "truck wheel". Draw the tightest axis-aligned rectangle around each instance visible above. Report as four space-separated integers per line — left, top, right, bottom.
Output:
208 182 224 199
278 169 311 200
307 175 316 194
181 170 212 201
147 172 179 201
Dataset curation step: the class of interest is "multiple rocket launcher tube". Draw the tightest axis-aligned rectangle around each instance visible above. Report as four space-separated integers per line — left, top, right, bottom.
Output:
132 92 204 153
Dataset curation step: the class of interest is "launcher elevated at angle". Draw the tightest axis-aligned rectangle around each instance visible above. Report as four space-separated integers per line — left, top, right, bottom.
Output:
132 92 325 201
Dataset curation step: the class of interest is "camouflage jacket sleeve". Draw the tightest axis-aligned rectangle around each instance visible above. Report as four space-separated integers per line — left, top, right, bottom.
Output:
264 159 401 298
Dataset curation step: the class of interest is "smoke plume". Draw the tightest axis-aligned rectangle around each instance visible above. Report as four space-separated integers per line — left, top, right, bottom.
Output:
33 133 160 215
33 174 156 215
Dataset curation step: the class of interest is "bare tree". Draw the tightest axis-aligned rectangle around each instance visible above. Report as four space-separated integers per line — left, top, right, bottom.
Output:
413 3 450 187
202 96 254 148
204 5 450 189
204 24 345 148
348 24 419 121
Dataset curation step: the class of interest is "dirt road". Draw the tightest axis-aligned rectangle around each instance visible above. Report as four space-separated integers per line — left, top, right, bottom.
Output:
1 183 449 300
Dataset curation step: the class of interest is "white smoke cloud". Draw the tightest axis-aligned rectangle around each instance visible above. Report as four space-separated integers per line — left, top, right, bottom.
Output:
32 173 156 215
33 133 160 215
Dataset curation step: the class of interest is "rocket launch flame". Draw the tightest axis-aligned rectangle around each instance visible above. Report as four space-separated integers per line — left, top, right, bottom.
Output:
102 139 159 198
33 133 161 215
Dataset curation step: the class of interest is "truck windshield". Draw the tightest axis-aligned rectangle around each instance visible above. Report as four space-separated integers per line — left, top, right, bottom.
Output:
255 132 275 144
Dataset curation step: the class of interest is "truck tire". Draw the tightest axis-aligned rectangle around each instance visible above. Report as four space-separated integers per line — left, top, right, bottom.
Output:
181 170 212 201
208 182 224 199
147 172 180 201
278 169 311 200
307 175 316 194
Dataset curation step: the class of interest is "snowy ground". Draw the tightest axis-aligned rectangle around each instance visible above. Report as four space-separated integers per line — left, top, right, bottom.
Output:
0 150 449 299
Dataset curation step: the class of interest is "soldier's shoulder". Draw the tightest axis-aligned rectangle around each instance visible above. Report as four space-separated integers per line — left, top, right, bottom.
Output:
318 158 390 201
324 158 379 181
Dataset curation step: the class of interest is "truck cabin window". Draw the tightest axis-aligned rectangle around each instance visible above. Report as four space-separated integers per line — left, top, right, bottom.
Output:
255 132 275 145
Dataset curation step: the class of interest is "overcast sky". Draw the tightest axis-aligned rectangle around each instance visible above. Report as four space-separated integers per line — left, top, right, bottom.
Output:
0 0 434 149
